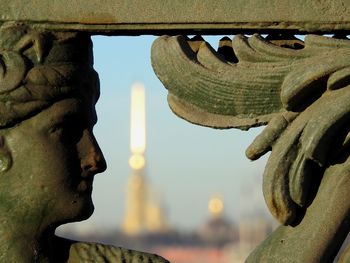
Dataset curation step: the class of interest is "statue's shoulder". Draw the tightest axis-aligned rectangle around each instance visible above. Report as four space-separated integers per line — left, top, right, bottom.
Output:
67 242 169 263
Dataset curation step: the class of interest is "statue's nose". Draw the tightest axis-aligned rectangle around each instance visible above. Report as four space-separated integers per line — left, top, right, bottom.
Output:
80 130 107 175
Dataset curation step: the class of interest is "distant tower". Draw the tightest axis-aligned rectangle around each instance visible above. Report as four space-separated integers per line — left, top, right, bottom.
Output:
123 83 168 236
123 83 148 235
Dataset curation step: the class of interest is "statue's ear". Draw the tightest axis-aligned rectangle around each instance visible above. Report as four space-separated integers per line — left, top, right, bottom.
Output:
0 136 12 172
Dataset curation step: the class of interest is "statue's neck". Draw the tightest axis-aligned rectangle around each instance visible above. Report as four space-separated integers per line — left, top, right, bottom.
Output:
0 220 54 263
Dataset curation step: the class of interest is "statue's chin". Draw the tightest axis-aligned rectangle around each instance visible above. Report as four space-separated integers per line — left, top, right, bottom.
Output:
72 198 95 222
56 198 95 226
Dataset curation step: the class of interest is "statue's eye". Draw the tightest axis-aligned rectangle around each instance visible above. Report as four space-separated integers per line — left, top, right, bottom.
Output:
50 118 84 144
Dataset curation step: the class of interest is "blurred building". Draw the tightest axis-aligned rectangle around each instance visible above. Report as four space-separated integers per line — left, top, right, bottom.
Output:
153 196 238 263
59 193 273 263
197 196 237 246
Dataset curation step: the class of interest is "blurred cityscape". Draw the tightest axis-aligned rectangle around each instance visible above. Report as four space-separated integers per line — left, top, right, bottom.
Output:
58 193 275 263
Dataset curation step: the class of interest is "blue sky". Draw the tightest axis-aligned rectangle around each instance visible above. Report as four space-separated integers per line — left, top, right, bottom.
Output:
58 35 271 233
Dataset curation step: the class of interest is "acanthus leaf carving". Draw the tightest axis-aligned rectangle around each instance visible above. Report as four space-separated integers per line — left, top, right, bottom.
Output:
151 34 350 128
152 34 350 261
152 34 350 223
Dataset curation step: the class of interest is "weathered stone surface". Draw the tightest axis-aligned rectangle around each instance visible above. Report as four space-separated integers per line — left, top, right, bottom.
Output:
68 242 168 263
152 34 350 262
2 0 350 261
246 152 350 262
1 0 350 34
0 23 168 263
151 35 350 130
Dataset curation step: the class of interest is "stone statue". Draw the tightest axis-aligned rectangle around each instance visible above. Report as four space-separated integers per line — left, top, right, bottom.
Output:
0 22 168 263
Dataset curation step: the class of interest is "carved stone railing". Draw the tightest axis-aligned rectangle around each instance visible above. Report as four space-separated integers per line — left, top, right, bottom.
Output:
1 0 349 34
0 1 349 262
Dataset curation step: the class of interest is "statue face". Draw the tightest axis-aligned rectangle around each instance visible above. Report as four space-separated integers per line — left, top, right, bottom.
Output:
0 96 106 226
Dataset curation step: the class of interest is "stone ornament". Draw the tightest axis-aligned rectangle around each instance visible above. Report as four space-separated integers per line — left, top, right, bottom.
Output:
152 34 350 262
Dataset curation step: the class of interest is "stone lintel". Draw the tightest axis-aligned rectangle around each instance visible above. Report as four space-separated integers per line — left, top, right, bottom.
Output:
1 0 350 34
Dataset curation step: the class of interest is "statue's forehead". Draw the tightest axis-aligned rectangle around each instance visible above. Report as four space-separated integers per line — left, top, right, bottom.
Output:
27 98 97 128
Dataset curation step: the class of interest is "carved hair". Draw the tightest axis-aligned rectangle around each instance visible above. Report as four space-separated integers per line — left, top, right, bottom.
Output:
0 23 99 127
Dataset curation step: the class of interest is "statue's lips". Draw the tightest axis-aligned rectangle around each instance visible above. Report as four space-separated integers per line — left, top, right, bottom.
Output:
77 178 93 193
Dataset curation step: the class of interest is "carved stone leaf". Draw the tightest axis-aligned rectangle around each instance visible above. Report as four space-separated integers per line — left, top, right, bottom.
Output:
281 36 350 110
151 34 350 130
152 34 350 227
68 242 169 263
0 25 48 94
0 51 26 93
152 35 292 130
261 86 350 224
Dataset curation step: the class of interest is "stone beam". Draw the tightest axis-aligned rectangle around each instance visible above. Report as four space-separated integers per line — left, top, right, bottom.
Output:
1 0 350 34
